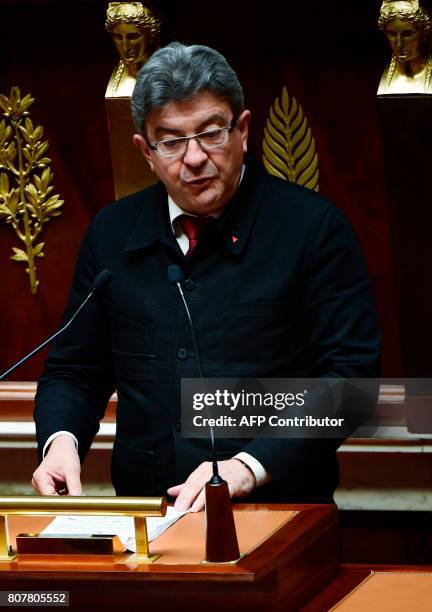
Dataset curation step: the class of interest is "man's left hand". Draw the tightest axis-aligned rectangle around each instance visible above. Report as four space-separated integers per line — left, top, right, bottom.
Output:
167 459 256 512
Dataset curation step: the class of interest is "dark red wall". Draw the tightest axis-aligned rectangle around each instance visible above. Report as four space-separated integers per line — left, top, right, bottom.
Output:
0 0 402 378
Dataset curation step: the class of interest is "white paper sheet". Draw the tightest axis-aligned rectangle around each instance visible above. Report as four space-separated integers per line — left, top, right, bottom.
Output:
41 506 189 552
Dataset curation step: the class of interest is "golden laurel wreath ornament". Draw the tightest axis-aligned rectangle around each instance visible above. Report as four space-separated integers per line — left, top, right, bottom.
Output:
263 86 319 191
0 87 64 294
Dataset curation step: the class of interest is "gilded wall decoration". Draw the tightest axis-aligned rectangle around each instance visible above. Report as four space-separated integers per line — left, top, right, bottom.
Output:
263 86 319 192
0 87 64 295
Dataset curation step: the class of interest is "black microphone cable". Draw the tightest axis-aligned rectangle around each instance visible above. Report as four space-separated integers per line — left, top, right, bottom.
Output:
167 264 219 478
0 269 112 381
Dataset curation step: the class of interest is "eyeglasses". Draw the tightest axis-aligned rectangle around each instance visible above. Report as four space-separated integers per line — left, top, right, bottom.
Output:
148 119 237 159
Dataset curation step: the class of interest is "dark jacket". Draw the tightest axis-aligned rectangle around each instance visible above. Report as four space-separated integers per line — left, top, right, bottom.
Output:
35 157 380 502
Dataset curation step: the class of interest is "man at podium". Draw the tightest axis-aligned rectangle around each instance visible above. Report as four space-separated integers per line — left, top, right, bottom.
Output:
32 43 380 509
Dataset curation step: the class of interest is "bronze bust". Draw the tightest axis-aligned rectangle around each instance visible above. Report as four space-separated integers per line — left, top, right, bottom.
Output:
105 2 161 98
378 0 432 94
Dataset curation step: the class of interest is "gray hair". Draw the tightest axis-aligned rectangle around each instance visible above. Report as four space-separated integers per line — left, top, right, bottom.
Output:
131 42 244 135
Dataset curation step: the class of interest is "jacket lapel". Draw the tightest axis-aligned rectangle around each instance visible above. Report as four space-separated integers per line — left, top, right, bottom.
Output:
123 155 266 258
123 182 183 258
217 155 266 257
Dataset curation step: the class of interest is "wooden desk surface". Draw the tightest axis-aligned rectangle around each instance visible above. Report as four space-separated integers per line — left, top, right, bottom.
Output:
3 506 297 573
0 504 339 611
301 564 432 611
330 572 432 611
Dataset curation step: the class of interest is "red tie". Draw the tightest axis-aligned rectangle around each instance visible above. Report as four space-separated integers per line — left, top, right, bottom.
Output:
178 215 213 258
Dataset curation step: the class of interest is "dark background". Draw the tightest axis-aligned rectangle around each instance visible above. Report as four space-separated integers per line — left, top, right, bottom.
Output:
0 0 404 378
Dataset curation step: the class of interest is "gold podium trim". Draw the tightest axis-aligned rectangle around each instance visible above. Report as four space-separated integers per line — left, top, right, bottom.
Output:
0 496 166 563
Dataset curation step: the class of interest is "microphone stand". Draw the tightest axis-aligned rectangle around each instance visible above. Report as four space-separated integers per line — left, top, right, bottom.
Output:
168 265 240 562
204 473 241 563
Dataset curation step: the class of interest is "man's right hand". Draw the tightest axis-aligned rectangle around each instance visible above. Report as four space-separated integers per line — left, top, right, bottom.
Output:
32 434 82 495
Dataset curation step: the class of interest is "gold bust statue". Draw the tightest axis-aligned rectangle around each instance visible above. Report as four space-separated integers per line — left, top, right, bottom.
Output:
378 0 432 94
105 2 161 97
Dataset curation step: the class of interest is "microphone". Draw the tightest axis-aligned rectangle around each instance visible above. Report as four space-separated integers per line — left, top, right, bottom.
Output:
0 269 112 381
167 265 184 285
167 265 217 475
92 269 112 291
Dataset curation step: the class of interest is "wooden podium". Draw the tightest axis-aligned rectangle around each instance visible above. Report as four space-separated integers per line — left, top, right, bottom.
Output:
0 504 338 611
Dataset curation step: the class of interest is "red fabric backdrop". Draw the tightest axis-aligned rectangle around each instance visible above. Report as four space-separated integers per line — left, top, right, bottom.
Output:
0 0 402 379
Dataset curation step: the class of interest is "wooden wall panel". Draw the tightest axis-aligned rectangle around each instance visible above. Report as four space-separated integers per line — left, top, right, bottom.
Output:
0 1 402 378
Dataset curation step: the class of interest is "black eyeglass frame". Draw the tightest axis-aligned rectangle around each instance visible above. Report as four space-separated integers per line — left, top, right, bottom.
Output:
147 118 238 158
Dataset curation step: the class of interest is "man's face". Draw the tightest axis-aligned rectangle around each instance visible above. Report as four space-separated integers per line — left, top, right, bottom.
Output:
384 16 423 63
111 23 148 66
133 91 251 216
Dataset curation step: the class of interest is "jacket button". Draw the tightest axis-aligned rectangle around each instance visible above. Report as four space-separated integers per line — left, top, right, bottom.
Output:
174 418 182 432
184 279 195 291
177 348 188 360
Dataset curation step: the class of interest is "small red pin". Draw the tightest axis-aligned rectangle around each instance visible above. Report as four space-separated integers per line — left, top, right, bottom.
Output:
232 236 239 244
